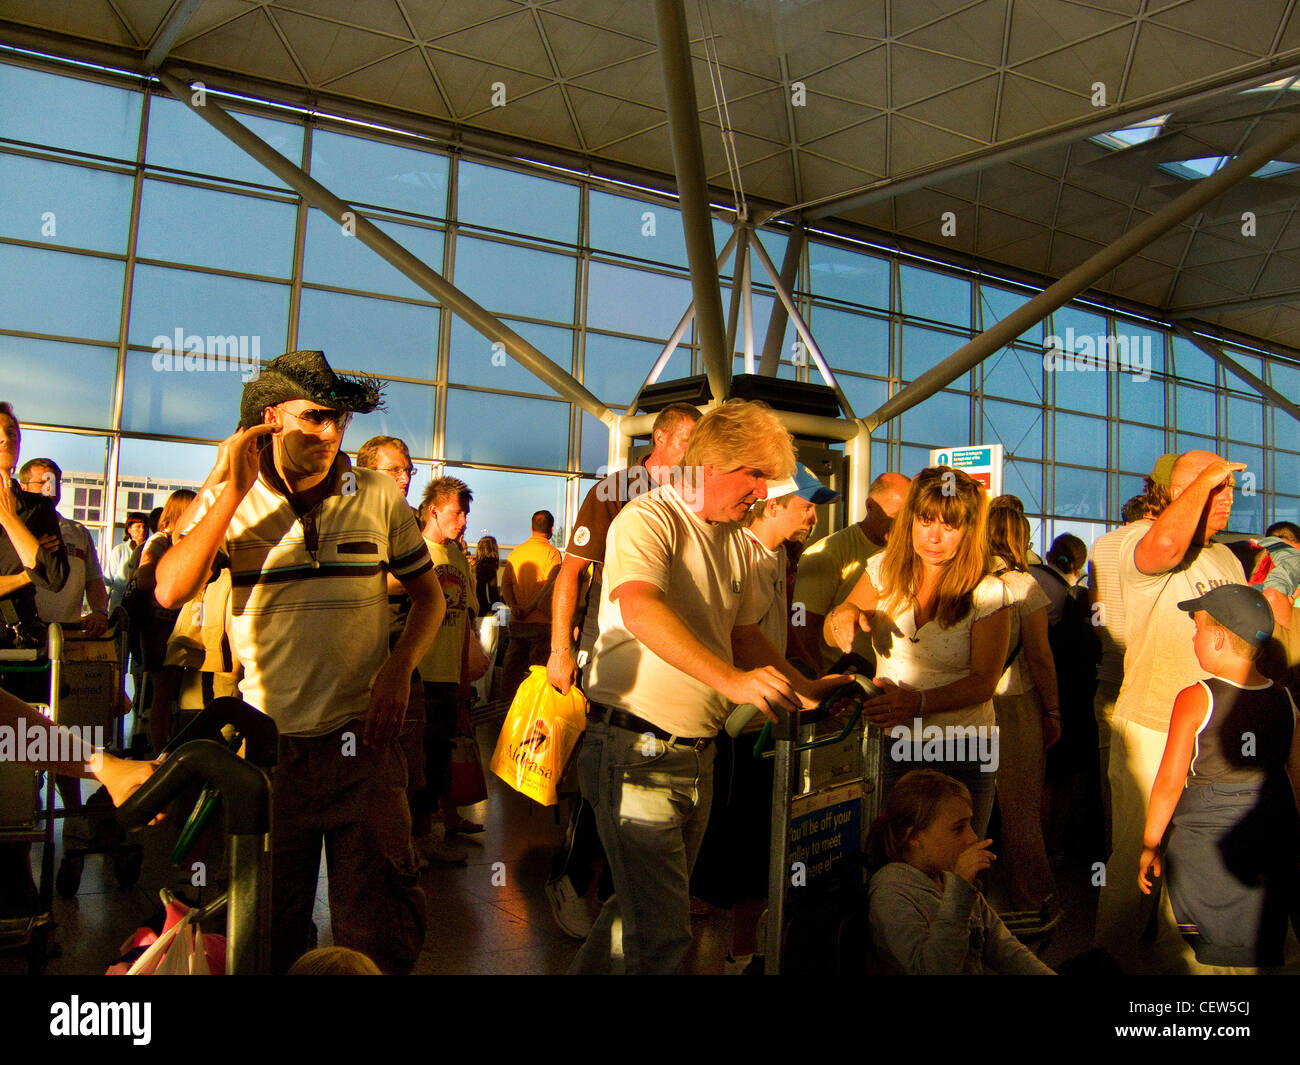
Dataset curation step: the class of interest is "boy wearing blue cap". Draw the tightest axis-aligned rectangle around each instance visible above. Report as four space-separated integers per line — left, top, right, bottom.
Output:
1138 584 1300 968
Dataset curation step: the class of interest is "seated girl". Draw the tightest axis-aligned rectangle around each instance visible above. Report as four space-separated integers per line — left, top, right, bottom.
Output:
866 768 1054 975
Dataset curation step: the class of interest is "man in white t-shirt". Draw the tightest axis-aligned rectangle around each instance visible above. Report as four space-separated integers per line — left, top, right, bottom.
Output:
570 400 846 975
1094 450 1246 973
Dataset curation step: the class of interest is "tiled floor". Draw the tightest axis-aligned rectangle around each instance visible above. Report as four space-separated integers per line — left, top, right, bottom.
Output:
8 723 1291 976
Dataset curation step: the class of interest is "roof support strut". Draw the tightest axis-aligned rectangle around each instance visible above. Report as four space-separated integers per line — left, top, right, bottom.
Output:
157 70 613 429
864 109 1300 433
653 0 730 404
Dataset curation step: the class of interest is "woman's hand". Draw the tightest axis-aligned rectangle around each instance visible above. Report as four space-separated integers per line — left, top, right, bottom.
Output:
1042 712 1062 750
825 603 869 653
861 678 924 729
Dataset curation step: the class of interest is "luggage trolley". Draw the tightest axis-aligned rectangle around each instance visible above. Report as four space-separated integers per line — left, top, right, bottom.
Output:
117 697 276 975
749 671 888 975
0 622 65 970
55 609 143 896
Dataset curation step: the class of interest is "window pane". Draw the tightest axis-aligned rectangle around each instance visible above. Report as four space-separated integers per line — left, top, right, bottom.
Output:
899 264 969 327
985 347 1045 406
590 191 691 268
1175 385 1216 433
458 160 578 243
1054 465 1107 523
0 244 124 341
1054 412 1108 463
1117 422 1166 475
0 337 117 429
0 63 141 160
454 236 574 323
450 467 568 549
1226 395 1264 443
147 96 302 188
871 441 891 481
979 285 1042 345
1176 432 1215 454
900 325 968 388
1172 335 1216 385
1049 306 1107 351
349 380 435 459
587 262 691 339
1048 361 1107 415
807 241 890 308
0 153 133 253
303 209 445 300
448 317 570 397
310 128 448 216
1231 445 1265 496
1276 453 1300 493
902 390 968 445
811 305 888 376
1230 484 1263 534
982 399 1042 460
444 390 569 470
1118 368 1162 423
583 334 674 407
580 410 609 475
899 445 932 476
137 180 296 276
120 349 246 438
297 289 439 380
16 430 108 489
128 264 289 353
1273 494 1300 526
118 437 217 487
839 374 889 418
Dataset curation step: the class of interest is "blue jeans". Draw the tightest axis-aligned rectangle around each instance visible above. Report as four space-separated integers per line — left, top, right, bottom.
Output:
569 718 715 975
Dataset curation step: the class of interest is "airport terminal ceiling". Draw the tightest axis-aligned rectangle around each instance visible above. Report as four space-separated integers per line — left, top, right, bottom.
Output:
6 0 1300 364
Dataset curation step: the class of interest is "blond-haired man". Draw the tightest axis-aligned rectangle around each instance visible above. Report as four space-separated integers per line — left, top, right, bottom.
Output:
570 400 845 974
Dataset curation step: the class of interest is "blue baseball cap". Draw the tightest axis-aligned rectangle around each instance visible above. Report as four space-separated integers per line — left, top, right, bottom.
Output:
1177 584 1274 649
766 462 841 505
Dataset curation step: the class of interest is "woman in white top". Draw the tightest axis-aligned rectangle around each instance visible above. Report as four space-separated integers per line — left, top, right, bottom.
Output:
987 498 1061 927
825 466 1009 835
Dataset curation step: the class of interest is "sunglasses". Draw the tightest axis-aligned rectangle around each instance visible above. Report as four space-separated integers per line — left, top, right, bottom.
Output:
278 406 353 432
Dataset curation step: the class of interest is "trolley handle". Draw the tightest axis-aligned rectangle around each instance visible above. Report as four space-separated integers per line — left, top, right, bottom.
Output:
752 677 883 760
162 696 278 768
117 739 270 836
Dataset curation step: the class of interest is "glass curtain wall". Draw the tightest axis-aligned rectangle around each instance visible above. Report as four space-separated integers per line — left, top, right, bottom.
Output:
1 54 1297 557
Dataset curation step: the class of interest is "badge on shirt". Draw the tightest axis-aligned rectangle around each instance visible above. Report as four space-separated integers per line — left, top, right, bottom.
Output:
573 526 590 547
731 579 742 593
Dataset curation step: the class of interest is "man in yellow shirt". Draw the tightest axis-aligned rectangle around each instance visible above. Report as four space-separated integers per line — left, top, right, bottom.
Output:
501 510 561 703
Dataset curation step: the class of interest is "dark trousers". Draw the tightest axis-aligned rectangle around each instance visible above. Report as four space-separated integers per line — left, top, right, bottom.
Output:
270 720 426 974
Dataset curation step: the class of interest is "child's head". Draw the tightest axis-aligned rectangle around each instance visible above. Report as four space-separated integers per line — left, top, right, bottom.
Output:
1177 584 1273 670
866 770 976 877
287 946 382 975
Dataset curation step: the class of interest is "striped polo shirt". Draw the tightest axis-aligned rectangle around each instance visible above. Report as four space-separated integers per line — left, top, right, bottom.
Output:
186 453 432 736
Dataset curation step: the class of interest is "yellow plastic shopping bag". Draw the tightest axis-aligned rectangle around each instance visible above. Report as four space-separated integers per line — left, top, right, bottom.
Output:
490 665 587 806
